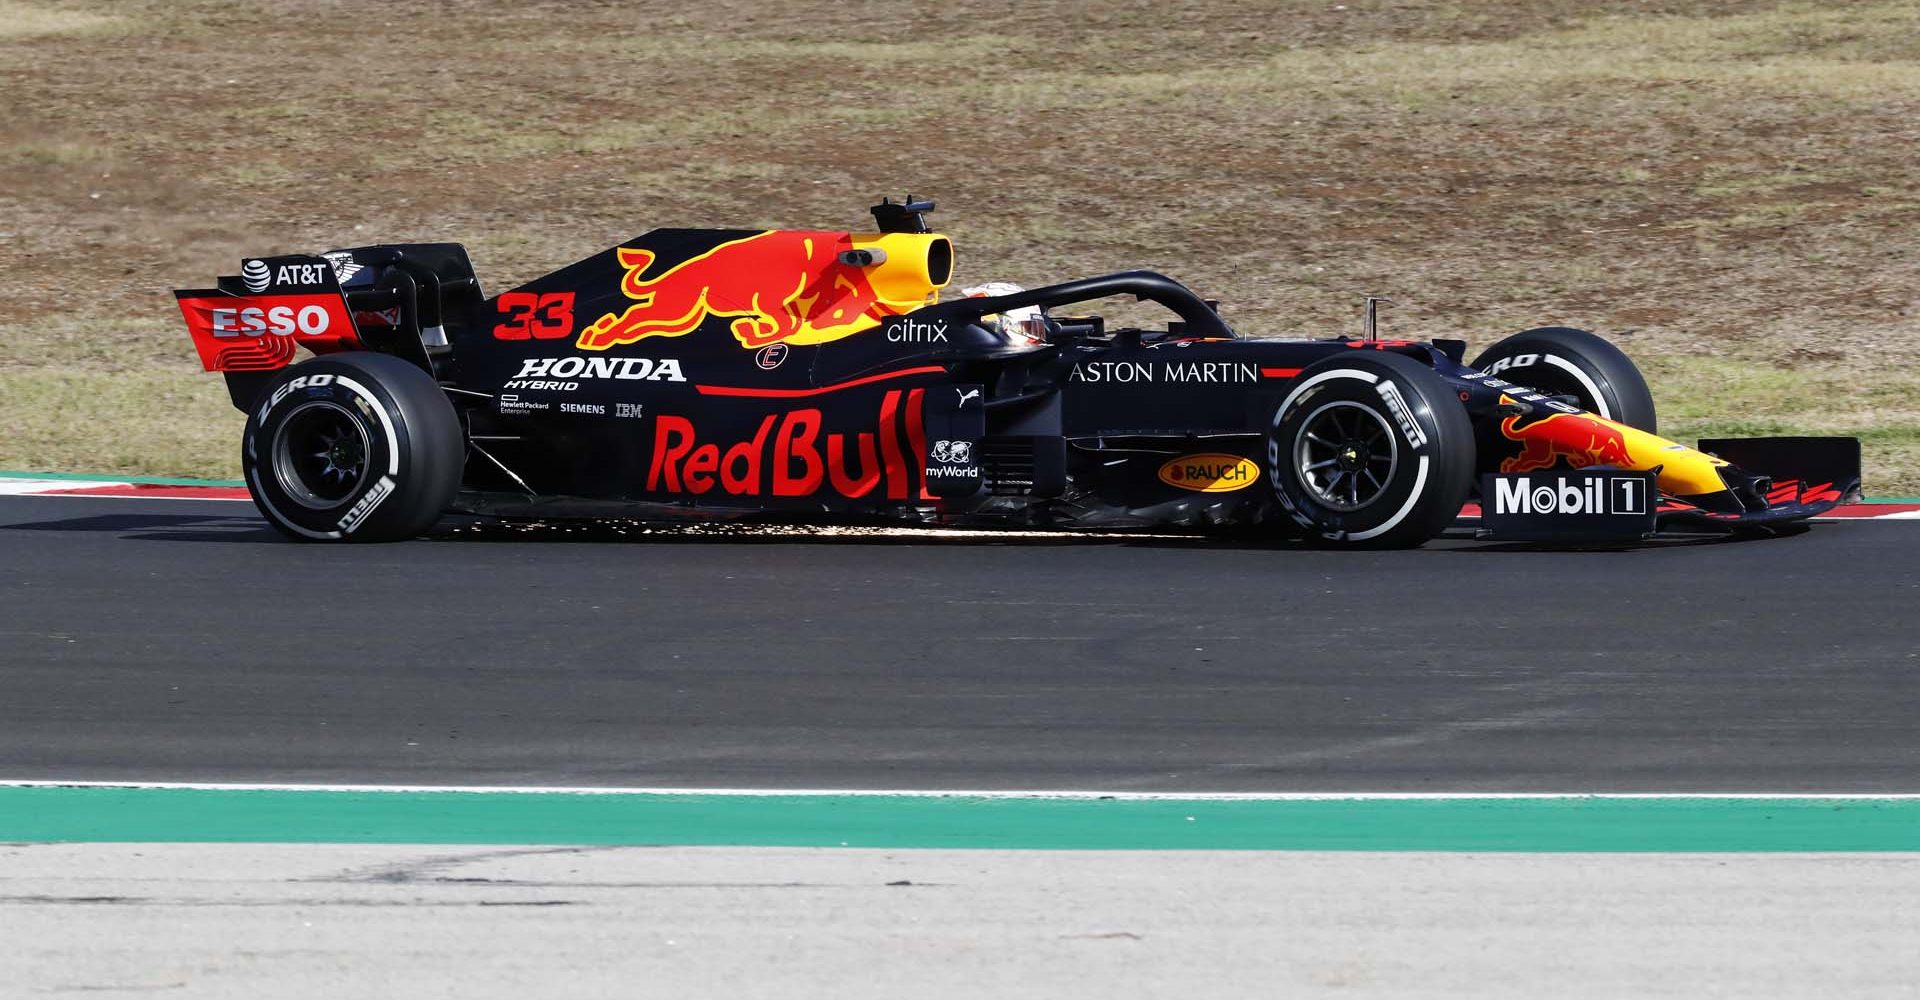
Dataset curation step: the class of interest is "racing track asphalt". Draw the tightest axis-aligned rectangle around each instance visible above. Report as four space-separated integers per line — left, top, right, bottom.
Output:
1 494 1917 792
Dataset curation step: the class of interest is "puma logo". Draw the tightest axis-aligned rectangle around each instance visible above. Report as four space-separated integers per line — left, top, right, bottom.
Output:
956 388 981 407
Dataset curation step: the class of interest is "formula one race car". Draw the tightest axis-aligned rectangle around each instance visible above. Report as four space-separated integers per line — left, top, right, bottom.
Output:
173 197 1861 546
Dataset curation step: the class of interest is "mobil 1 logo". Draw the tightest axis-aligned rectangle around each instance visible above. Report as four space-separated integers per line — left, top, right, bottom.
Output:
1480 469 1658 542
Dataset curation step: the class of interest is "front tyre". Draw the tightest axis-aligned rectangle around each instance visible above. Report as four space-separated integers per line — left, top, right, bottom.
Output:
1470 326 1657 432
241 352 463 542
1265 351 1475 548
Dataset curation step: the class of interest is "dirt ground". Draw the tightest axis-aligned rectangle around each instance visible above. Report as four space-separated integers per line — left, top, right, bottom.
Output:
2 0 1915 491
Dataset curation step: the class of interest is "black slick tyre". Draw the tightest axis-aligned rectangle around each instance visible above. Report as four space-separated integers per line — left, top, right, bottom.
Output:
1264 351 1475 549
241 352 463 542
1470 326 1657 433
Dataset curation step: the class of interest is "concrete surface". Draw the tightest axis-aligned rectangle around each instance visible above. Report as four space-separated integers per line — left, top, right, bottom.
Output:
3 845 1918 998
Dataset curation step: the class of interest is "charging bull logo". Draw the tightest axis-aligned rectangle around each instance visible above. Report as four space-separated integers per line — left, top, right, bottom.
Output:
578 231 898 351
1498 407 1634 473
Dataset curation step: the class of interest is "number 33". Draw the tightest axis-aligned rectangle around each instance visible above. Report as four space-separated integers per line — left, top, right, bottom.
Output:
492 291 574 340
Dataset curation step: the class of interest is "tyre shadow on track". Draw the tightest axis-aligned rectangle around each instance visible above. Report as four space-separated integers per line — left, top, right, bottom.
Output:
0 510 1265 548
0 512 282 543
0 510 1789 551
427 520 1772 551
1442 523 1806 553
429 518 1299 550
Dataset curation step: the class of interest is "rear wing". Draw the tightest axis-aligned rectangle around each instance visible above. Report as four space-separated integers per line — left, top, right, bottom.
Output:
174 253 361 372
176 245 486 410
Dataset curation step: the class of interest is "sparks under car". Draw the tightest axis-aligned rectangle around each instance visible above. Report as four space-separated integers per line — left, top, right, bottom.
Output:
173 197 1860 545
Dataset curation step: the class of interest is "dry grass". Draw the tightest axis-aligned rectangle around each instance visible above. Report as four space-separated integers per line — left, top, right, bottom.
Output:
0 0 1915 492
0 1 118 38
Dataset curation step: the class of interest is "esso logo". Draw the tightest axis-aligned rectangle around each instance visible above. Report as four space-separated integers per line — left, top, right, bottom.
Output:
210 304 331 338
1481 353 1538 376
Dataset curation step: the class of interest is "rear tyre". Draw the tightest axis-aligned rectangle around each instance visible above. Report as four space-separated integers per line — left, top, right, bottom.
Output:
1264 352 1475 549
1470 326 1657 432
241 352 463 542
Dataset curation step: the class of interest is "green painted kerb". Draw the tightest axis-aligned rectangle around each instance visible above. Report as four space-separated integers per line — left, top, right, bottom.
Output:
4 788 1919 851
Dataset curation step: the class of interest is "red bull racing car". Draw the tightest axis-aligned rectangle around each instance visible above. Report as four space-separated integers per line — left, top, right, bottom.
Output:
173 197 1860 546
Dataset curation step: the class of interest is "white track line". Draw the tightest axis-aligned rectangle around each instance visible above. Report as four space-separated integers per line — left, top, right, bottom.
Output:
4 780 1918 800
0 481 127 495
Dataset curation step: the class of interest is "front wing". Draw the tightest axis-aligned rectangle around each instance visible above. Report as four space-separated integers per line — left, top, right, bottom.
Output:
1476 436 1861 542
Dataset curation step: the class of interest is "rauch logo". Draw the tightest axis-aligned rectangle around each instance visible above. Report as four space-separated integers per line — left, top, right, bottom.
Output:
1157 454 1259 493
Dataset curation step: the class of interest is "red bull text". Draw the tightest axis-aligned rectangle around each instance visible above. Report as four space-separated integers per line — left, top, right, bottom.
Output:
647 389 934 501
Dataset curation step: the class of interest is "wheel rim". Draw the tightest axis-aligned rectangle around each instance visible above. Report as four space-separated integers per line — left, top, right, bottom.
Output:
1293 400 1399 512
271 400 371 510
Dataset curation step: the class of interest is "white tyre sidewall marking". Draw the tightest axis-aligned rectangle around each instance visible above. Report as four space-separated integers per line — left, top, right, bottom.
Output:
247 372 401 538
334 376 401 477
1373 380 1428 450
1271 367 1437 540
1346 454 1430 541
247 465 342 541
1270 369 1382 503
1537 353 1612 420
1275 368 1380 421
1493 352 1613 421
